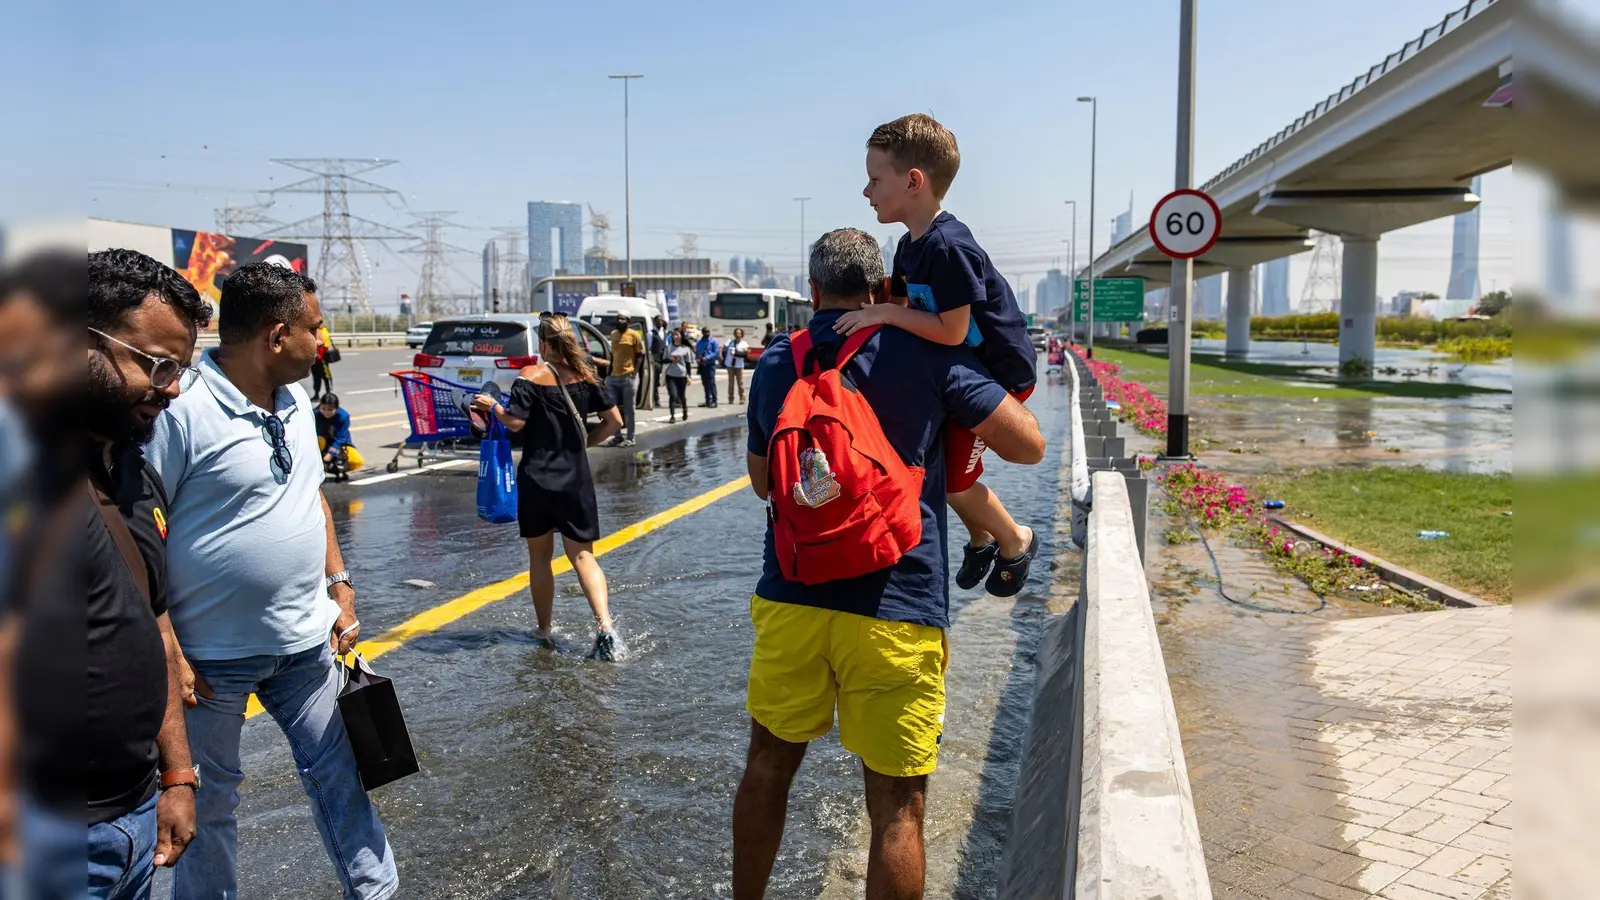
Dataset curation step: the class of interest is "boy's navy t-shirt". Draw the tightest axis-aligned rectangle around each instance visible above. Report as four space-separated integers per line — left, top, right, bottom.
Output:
892 211 1037 394
746 310 1008 628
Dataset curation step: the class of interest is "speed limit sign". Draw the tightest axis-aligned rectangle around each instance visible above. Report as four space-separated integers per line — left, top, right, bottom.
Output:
1149 189 1222 259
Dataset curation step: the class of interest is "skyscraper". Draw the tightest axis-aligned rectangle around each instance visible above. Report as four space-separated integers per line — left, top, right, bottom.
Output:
1547 206 1575 302
1445 176 1482 301
1258 257 1291 316
482 239 500 312
881 233 898 275
527 201 584 279
1195 274 1224 319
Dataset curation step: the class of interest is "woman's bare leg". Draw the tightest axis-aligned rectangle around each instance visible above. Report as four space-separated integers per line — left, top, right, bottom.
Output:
562 538 613 633
525 533 557 633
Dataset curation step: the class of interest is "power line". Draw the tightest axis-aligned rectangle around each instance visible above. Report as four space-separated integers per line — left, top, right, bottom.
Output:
258 158 417 313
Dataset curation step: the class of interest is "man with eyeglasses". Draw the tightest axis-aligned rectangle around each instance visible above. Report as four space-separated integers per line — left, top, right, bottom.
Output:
79 249 210 899
144 263 397 899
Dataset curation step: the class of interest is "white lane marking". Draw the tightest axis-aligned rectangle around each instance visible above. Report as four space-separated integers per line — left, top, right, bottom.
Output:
344 387 395 396
347 458 473 487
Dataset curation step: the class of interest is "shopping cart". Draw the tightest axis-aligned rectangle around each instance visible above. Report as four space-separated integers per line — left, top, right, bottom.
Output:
383 370 497 473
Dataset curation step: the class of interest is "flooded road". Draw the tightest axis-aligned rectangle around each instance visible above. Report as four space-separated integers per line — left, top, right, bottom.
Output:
182 375 1075 898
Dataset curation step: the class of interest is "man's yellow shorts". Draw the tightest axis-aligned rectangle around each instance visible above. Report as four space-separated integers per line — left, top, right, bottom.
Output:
746 595 947 777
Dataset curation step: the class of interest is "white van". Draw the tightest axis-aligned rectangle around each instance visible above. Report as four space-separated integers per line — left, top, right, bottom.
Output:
575 294 658 335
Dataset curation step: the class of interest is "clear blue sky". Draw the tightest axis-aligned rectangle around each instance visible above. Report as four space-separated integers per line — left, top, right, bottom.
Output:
54 0 1514 307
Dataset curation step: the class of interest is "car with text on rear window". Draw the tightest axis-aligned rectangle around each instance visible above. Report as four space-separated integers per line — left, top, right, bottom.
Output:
411 314 612 397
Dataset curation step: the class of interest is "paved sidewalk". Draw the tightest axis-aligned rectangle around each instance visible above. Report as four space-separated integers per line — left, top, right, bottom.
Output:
1167 606 1511 900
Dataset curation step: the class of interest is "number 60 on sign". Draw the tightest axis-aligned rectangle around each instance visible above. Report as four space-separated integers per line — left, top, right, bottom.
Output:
1148 188 1221 259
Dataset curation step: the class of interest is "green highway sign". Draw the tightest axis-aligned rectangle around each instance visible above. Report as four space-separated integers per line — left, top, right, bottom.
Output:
1073 277 1145 322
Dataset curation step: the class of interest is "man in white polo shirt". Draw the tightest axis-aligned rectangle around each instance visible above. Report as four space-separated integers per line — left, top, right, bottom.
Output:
145 263 397 900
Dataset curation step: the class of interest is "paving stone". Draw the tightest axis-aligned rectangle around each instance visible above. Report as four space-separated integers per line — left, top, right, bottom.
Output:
1287 874 1371 900
1416 845 1483 878
1394 868 1484 900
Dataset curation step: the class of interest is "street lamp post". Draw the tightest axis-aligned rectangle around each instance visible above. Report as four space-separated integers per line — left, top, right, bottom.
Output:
794 197 811 289
1077 96 1098 357
1063 199 1078 318
608 74 644 281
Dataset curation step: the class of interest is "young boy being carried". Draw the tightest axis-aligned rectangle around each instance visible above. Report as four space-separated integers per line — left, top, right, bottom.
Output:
835 113 1040 596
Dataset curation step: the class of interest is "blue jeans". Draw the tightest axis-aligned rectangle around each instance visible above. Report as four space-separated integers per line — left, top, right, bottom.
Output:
699 362 718 405
87 791 157 900
173 644 397 900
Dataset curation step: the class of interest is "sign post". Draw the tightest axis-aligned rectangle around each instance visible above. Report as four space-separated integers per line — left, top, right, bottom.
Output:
1152 0 1217 462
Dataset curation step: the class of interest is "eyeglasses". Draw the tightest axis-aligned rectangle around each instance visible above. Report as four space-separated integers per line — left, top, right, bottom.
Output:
262 413 293 476
538 311 568 319
88 327 195 389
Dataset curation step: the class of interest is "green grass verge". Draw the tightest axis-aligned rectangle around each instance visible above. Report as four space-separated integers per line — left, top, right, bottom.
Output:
1250 467 1511 603
1096 347 1506 400
1516 473 1600 596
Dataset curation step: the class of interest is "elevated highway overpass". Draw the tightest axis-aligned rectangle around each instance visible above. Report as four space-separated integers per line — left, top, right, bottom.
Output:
1093 0 1512 369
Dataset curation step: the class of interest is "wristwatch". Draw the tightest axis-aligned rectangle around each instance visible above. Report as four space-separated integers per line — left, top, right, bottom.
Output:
325 571 353 591
161 765 201 791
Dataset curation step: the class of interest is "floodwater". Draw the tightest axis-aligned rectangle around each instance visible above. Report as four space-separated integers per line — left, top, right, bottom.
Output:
176 375 1075 898
1188 338 1512 393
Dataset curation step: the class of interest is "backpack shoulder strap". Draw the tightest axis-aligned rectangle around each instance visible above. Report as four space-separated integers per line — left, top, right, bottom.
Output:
86 475 153 605
834 325 880 371
788 329 815 378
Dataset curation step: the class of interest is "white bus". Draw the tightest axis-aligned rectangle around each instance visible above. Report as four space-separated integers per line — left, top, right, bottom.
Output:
705 289 812 359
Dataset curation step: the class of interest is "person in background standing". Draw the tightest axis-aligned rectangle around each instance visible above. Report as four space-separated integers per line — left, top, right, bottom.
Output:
696 327 721 408
725 327 750 405
144 263 396 900
603 314 644 448
649 315 670 408
311 322 333 397
761 322 776 348
663 330 694 424
472 314 626 660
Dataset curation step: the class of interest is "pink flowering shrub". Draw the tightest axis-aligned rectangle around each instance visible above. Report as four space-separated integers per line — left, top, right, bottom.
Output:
1073 347 1168 437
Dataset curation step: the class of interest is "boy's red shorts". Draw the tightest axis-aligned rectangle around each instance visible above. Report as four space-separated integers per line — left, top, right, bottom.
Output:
946 386 1034 494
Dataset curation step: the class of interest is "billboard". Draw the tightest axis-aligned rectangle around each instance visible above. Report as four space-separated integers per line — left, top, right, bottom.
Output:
172 229 308 303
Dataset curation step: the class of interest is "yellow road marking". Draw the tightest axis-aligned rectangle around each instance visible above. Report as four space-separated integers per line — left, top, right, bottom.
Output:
351 417 409 433
350 411 403 422
243 474 751 718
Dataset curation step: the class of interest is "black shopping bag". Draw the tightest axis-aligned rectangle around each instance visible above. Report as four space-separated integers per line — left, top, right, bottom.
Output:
336 654 419 791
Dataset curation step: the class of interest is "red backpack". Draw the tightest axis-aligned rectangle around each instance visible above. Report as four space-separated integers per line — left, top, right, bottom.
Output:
767 326 924 585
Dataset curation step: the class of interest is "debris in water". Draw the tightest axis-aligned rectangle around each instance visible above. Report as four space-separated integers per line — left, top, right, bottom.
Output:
403 578 436 589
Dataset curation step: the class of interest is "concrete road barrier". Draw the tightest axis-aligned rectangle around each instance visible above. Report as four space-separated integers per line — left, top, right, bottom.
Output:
997 472 1210 899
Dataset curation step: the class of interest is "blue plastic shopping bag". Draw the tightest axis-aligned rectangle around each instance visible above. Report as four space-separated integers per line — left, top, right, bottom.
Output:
476 419 518 524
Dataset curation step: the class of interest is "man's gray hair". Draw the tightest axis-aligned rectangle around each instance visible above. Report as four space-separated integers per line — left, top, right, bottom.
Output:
808 229 884 300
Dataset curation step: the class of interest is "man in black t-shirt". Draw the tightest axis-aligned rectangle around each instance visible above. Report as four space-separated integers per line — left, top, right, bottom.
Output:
80 249 213 899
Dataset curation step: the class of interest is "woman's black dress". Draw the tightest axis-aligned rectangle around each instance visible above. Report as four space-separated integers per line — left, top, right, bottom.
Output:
505 376 615 541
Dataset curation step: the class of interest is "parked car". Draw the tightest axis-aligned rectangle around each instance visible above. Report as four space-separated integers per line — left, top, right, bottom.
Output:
410 314 612 397
405 321 434 348
1027 325 1048 351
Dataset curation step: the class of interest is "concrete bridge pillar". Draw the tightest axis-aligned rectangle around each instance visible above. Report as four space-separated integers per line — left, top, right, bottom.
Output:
1225 266 1253 357
1338 236 1380 373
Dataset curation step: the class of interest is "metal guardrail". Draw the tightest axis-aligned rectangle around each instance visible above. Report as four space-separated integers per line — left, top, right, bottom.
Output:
195 332 409 348
1200 0 1498 193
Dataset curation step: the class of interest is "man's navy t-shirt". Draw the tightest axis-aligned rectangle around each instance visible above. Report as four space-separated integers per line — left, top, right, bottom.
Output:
892 211 1037 394
746 310 1008 628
